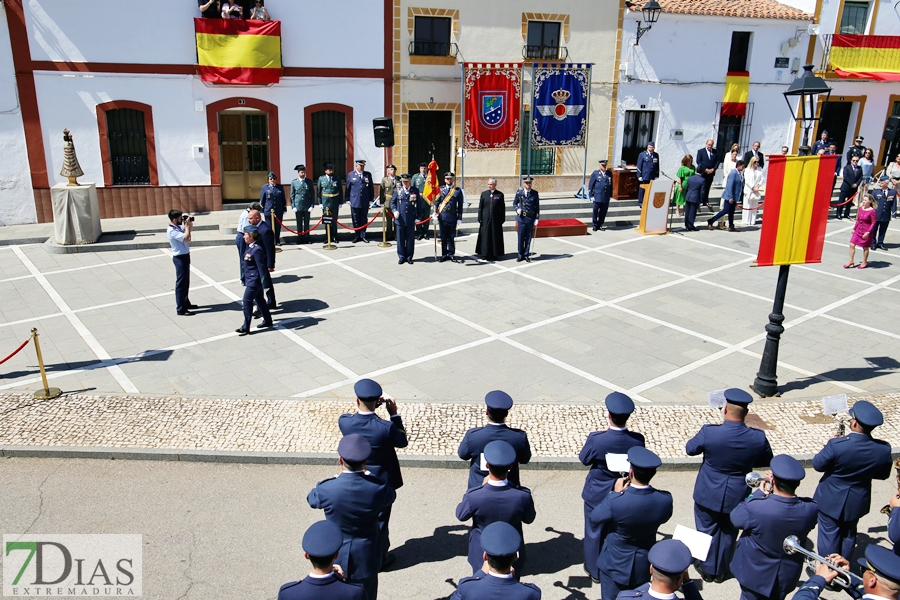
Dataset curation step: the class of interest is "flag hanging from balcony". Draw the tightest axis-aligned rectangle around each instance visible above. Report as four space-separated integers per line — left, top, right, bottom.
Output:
721 71 749 117
463 63 523 149
830 34 900 81
755 154 837 267
195 18 282 85
530 63 591 147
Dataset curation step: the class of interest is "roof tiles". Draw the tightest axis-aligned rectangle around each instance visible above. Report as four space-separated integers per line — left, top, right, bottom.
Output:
651 0 811 21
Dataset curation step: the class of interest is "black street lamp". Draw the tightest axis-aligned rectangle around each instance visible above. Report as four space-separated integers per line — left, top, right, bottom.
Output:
633 0 661 46
782 64 832 156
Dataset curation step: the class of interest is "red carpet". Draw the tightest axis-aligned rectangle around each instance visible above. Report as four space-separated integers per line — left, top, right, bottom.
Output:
516 218 587 238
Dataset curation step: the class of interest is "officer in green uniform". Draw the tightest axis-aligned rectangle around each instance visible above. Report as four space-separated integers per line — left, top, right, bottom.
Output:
290 164 316 245
411 162 430 240
317 162 342 243
380 164 399 241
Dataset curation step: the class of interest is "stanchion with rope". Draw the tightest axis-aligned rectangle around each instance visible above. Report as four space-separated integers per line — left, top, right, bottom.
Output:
322 208 337 250
30 328 60 400
378 207 392 248
273 213 324 237
0 336 30 366
270 213 283 253
336 210 382 232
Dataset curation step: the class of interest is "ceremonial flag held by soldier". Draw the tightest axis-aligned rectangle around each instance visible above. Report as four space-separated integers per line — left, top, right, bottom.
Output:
423 158 440 205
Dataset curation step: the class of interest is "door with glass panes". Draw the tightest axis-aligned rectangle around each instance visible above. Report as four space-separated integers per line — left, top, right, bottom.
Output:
219 110 270 201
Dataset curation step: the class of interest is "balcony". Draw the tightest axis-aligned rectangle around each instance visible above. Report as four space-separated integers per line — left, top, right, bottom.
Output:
408 41 459 66
817 33 900 81
522 44 569 61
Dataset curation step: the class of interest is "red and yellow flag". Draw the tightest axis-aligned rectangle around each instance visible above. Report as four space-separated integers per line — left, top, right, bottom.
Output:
756 154 838 267
831 34 900 81
423 159 439 204
195 18 282 85
722 71 749 117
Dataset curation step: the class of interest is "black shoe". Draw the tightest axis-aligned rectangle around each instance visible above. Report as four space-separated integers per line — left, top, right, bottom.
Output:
707 221 714 230
235 327 249 335
268 303 277 310
177 310 194 316
695 565 716 584
449 256 457 263
525 256 532 262
517 257 524 262
583 566 601 585
837 216 843 220
599 226 606 231
592 226 597 231
380 553 395 571
407 259 414 264
398 259 404 264
187 303 199 309
880 244 888 251
252 310 261 318
362 238 369 243
439 256 448 263
257 321 274 329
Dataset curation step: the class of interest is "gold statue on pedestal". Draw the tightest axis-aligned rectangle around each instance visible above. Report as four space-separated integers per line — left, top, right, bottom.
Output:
60 129 84 186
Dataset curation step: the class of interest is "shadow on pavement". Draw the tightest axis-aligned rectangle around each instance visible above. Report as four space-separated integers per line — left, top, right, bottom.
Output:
777 356 899 394
391 524 469 570
1 350 174 381
274 298 328 314
524 526 582 576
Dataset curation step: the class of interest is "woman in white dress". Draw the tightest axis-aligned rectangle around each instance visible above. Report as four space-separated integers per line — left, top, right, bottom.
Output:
742 156 763 226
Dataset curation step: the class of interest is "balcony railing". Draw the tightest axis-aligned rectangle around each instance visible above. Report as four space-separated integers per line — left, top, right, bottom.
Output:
818 34 834 72
522 45 568 60
408 41 459 57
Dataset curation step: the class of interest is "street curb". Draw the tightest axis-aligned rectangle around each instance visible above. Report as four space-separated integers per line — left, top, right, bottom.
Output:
44 237 237 254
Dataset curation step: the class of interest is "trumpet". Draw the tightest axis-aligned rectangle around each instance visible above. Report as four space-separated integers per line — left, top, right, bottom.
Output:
880 458 900 516
783 535 857 589
745 472 773 494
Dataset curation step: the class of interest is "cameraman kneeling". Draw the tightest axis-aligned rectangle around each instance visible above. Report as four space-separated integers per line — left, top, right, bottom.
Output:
167 209 199 316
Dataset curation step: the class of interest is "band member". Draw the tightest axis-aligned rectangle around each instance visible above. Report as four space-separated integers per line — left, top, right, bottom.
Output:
513 177 540 262
436 172 464 262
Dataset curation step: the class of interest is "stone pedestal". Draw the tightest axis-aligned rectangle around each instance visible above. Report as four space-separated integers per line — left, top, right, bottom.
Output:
51 183 102 245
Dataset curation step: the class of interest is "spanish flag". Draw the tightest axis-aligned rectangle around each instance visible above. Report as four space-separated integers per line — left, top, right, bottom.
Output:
195 18 282 85
722 71 749 117
831 34 900 81
755 154 838 267
423 159 439 204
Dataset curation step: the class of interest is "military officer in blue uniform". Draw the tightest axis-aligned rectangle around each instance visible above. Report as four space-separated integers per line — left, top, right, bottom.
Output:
261 171 287 245
579 391 645 583
290 165 316 245
338 379 408 570
277 520 367 600
307 434 395 600
235 201 262 285
318 163 342 243
247 209 277 310
591 446 673 600
235 226 273 335
411 162 430 240
811 130 830 156
792 544 900 600
390 174 418 264
456 440 537 576
685 387 773 583
513 177 540 262
346 159 375 243
450 522 541 600
617 539 703 600
635 141 660 208
813 400 893 559
588 159 613 231
872 175 897 251
436 172 464 262
458 390 532 490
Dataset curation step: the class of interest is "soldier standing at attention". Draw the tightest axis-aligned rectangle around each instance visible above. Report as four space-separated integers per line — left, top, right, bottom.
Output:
290 165 316 245
458 390 531 490
390 174 418 265
513 176 540 262
436 172 464 262
261 171 286 246
411 162 429 240
318 162 341 243
379 164 399 241
346 159 374 243
588 159 612 231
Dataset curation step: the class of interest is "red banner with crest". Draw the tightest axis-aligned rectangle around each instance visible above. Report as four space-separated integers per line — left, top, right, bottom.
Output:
463 63 522 149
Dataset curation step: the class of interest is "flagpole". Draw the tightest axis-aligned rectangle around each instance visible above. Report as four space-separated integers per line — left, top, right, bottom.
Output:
527 62 534 178
751 264 790 397
576 63 592 199
460 62 465 196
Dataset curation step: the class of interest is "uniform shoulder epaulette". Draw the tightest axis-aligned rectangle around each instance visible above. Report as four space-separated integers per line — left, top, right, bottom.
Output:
316 475 339 485
522 582 541 591
656 489 673 497
509 426 527 435
833 436 850 443
873 438 891 447
515 485 533 494
616 590 644 598
457 575 482 586
279 580 301 591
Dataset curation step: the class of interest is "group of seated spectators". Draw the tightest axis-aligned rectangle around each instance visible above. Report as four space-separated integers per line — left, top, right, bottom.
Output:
198 0 271 20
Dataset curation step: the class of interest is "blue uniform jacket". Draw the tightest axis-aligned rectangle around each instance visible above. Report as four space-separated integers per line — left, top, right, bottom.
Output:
346 170 375 209
616 580 703 600
339 412 408 490
812 433 892 521
243 243 268 290
589 169 612 203
437 185 464 222
685 421 773 513
458 424 532 490
891 507 900 555
636 151 659 182
579 429 645 507
261 183 286 216
873 188 897 222
307 471 396 583
450 574 541 600
730 491 819 598
721 169 744 203
811 140 829 155
590 486 673 583
456 483 537 573
277 573 367 600
257 220 276 269
513 189 540 222
390 186 420 227
684 174 706 205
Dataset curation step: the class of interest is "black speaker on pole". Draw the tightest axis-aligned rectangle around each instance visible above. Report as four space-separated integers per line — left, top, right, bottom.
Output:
373 117 394 148
883 116 900 142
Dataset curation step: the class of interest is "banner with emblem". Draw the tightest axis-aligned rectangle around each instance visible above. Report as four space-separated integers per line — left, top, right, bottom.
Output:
530 63 591 147
463 63 523 149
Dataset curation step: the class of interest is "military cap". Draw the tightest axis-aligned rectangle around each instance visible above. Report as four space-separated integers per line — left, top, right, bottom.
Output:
855 136 864 142
485 390 513 410
302 520 343 557
647 141 655 146
598 160 608 166
324 162 335 169
244 225 258 234
481 522 521 556
484 440 516 468
627 446 662 470
522 176 534 183
879 175 890 182
387 164 397 170
850 400 883 427
770 454 805 481
444 172 456 178
821 130 829 135
859 544 900 584
267 172 277 179
338 433 371 462
724 388 754 405
355 159 366 165
295 164 306 171
400 174 411 181
648 539 693 575
419 162 428 168
354 378 383 402
605 391 635 415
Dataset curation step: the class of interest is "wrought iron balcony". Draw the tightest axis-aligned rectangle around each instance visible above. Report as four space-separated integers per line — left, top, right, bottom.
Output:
818 34 834 72
522 45 568 60
408 41 459 57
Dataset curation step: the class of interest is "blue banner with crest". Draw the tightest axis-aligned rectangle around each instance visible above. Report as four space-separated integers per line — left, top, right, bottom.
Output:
530 63 591 147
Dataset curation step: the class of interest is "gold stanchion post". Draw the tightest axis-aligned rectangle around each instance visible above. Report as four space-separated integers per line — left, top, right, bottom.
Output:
378 209 391 248
31 328 61 400
271 212 283 253
323 208 337 250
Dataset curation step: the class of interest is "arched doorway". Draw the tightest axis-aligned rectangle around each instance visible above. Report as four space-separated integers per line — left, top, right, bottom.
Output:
304 103 353 180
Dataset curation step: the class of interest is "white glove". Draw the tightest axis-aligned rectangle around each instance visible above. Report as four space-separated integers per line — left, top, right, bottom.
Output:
432 213 438 223
516 208 522 216
535 219 540 227
393 211 400 219
307 207 313 213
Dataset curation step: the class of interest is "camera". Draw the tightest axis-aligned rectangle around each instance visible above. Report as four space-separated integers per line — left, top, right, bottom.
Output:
183 214 195 222
375 396 384 408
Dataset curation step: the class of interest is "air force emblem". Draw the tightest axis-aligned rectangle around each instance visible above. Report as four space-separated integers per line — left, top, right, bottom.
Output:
536 89 585 121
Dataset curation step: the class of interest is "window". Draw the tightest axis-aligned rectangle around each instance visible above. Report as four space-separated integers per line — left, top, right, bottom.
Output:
412 16 451 56
728 32 752 72
621 110 656 166
106 108 150 185
521 110 555 175
714 102 755 162
526 21 561 60
839 1 870 34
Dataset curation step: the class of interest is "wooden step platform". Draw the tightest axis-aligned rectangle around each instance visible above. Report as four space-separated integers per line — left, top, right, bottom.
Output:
521 218 588 238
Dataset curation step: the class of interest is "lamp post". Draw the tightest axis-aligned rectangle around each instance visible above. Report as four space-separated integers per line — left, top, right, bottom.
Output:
750 67 832 398
634 0 661 46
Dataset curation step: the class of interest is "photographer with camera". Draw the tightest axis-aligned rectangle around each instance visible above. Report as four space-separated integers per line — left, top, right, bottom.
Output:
167 209 198 316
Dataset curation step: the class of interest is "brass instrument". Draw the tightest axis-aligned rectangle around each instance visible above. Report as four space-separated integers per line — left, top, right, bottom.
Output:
745 472 773 494
836 416 846 437
783 535 856 589
880 458 900 516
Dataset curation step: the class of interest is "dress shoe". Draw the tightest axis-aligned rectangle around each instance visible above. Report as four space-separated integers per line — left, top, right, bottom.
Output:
177 310 194 316
583 565 601 585
449 256 457 263
707 221 714 230
592 226 598 231
439 256 447 263
362 238 369 243
380 553 395 571
252 310 261 318
599 226 606 231
695 565 716 584
525 256 532 262
257 321 274 329
187 303 199 309
516 257 524 262
352 238 360 243
268 303 277 310
407 258 414 264
880 244 888 251
837 216 843 220
728 227 739 232
235 327 249 335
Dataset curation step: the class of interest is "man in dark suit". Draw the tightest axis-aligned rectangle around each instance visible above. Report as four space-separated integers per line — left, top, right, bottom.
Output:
617 540 703 600
450 522 542 600
277 520 367 600
248 209 276 309
456 440 537 575
591 446 673 600
696 139 718 209
307 435 395 600
742 141 765 169
588 159 613 231
813 400 893 559
579 392 645 583
730 454 819 600
636 142 659 209
837 154 864 220
458 390 531 490
338 379 408 569
685 388 773 583
811 130 829 155
683 173 706 231
708 160 744 232
346 159 375 243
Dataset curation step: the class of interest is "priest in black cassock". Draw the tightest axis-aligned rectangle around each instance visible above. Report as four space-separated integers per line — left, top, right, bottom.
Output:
475 178 506 261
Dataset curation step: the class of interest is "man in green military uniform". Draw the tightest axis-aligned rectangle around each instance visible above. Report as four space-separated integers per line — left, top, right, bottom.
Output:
290 164 316 244
411 162 430 240
380 164 399 241
317 162 342 243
